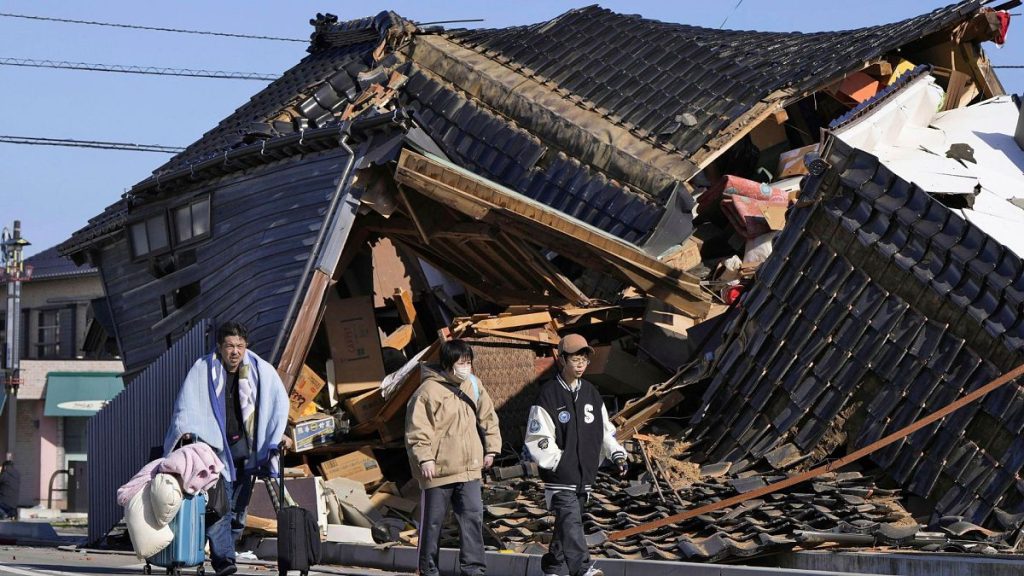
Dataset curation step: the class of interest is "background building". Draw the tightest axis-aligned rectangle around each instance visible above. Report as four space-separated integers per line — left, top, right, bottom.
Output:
0 245 122 511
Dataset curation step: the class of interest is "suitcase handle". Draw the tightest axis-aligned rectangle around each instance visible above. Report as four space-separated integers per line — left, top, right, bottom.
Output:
266 442 287 513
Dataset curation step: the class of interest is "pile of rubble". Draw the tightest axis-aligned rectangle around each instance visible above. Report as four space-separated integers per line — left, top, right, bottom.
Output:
254 62 1024 559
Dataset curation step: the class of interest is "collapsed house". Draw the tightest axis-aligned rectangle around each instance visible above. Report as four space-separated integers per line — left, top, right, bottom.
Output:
56 0 1020 563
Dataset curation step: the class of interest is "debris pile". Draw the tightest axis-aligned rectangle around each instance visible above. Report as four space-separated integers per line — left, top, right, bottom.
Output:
58 0 1024 565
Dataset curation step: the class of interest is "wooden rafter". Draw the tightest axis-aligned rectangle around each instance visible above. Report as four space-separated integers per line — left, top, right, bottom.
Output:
393 149 713 318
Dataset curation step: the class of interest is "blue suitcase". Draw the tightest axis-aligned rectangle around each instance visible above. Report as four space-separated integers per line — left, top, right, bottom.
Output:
145 492 207 575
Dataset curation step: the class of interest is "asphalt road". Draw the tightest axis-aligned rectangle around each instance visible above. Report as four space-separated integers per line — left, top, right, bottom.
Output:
0 546 411 576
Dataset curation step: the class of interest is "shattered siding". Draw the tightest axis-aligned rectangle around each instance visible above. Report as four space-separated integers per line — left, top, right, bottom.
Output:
100 151 350 374
691 137 1024 525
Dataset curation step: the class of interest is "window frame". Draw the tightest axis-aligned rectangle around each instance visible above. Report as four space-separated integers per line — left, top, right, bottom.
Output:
35 307 62 359
127 211 172 261
171 195 212 247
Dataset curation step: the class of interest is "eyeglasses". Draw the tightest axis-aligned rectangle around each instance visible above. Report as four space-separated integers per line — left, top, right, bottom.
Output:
565 355 590 365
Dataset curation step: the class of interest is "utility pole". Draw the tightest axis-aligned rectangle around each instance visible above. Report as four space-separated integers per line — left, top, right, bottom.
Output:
2 221 31 462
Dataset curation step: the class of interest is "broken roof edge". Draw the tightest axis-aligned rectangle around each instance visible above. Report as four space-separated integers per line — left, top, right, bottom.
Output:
828 65 1024 260
56 111 411 260
809 135 1024 368
441 1 992 182
393 148 715 317
405 34 699 200
307 10 417 54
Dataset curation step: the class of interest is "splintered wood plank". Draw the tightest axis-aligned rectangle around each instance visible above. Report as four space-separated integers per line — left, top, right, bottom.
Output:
473 312 553 331
394 150 709 309
961 41 1005 98
474 327 558 345
394 288 416 325
614 390 685 442
396 184 431 245
382 324 414 350
499 233 591 306
276 269 331 392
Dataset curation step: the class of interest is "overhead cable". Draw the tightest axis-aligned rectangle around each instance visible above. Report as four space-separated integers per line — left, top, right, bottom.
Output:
0 12 306 42
0 135 184 154
719 0 746 29
0 57 277 81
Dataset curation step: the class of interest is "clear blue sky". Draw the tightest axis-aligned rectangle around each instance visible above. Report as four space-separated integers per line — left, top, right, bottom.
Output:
1 1 1020 258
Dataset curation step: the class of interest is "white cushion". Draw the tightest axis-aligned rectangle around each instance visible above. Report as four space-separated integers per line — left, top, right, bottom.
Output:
148 473 183 527
124 484 173 559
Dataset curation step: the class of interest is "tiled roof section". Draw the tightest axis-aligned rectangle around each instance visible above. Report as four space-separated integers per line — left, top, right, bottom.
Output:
689 138 1024 527
483 470 1016 562
443 2 983 159
25 245 97 280
153 13 410 174
404 65 666 243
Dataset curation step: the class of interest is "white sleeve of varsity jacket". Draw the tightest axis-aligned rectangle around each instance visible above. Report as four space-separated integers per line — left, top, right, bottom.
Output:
600 403 627 462
524 405 562 470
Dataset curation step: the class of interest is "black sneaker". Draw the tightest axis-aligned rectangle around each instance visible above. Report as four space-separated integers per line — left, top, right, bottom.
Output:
215 564 237 576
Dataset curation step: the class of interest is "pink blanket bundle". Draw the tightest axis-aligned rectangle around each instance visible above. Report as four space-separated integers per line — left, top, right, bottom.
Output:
118 442 224 506
159 442 224 495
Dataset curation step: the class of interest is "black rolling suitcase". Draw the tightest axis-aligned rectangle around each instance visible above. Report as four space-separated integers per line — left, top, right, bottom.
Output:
266 450 321 576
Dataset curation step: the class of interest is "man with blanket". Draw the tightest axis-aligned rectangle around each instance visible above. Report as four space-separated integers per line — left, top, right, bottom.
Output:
164 322 289 576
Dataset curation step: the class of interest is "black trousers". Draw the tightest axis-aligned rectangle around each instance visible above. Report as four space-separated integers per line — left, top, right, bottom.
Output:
542 490 590 576
417 480 486 576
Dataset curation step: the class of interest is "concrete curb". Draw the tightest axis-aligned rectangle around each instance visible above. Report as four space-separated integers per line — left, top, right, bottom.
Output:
780 550 1024 576
255 539 875 576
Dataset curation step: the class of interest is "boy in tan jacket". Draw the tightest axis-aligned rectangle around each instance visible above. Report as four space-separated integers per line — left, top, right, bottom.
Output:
406 340 502 576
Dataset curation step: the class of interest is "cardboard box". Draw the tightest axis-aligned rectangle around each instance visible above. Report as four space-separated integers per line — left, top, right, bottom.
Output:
369 491 418 514
324 294 386 390
834 71 880 105
659 237 703 272
776 143 820 179
320 447 383 486
326 524 374 544
287 413 335 452
288 364 327 422
587 338 669 395
344 388 386 424
748 110 789 150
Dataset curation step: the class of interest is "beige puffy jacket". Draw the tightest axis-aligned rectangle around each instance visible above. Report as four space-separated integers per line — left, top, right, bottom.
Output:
405 366 502 489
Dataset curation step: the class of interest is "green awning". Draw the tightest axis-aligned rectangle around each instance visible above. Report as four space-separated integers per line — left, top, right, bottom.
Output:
44 372 123 417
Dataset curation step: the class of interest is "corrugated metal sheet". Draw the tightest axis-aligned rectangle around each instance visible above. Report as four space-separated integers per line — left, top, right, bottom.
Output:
86 319 212 544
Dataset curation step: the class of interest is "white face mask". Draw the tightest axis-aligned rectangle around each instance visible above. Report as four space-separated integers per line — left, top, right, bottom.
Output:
452 365 473 381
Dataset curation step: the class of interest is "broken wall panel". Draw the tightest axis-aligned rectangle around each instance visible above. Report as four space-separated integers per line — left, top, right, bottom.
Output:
690 137 1024 526
98 150 350 374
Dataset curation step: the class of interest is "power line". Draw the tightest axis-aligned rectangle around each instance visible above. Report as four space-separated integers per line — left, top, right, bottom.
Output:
993 65 1024 68
0 135 184 154
719 0 746 29
0 57 277 81
0 12 306 42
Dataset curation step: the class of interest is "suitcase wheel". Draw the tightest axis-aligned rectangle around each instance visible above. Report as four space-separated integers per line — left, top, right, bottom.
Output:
196 567 205 576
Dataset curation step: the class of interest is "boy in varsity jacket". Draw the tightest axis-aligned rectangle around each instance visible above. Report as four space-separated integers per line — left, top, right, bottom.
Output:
525 334 628 576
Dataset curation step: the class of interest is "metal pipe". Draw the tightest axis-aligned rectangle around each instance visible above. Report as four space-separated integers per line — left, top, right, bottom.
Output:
47 469 70 509
3 220 27 462
268 124 355 364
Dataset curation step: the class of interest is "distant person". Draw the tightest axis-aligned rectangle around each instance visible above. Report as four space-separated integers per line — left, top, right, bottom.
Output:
164 322 290 576
406 340 501 576
525 334 628 576
0 460 20 520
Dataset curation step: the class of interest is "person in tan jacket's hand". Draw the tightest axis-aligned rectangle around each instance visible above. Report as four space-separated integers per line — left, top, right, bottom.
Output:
405 340 501 576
